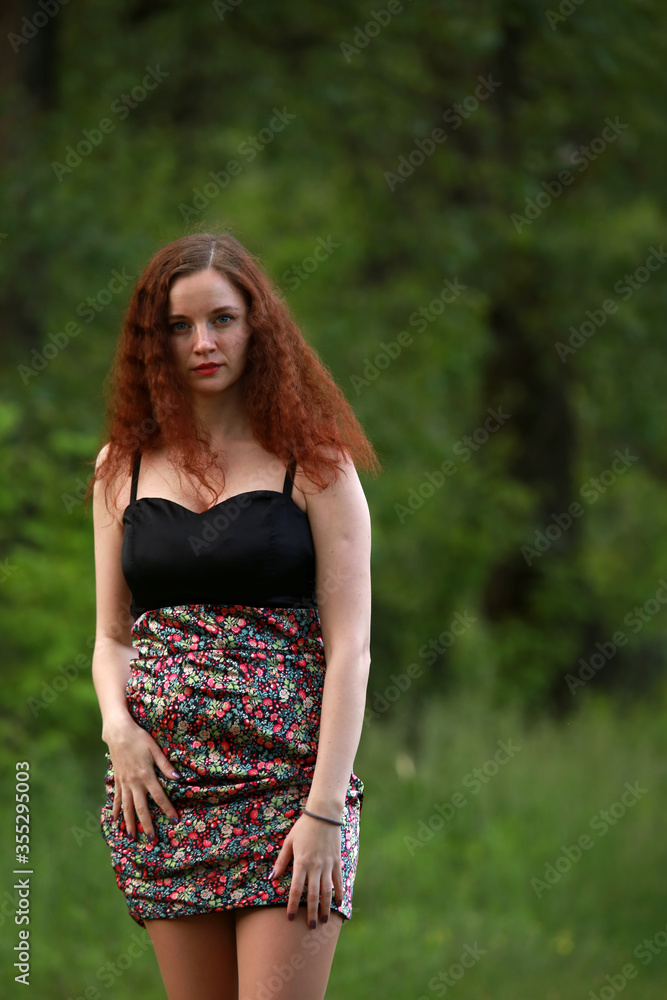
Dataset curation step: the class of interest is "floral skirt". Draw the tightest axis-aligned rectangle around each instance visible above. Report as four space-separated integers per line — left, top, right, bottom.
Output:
99 604 364 928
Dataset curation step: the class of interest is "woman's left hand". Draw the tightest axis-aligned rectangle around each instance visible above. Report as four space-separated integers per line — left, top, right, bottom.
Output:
269 812 344 928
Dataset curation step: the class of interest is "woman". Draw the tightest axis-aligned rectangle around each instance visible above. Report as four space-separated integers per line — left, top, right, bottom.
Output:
88 231 378 1000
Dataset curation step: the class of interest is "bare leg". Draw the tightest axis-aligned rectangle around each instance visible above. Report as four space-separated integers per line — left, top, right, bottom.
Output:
235 904 344 1000
144 910 238 1000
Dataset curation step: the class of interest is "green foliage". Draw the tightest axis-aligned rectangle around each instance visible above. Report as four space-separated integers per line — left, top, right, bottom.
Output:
3 0 667 731
2 1 667 990
3 688 667 997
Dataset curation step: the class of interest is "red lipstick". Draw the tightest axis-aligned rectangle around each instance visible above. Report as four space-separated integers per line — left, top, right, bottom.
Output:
193 363 221 373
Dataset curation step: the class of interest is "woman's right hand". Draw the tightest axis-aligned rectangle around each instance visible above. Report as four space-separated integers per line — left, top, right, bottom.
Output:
103 716 181 841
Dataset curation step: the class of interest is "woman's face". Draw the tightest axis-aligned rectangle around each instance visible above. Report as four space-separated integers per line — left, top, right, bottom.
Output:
167 268 251 398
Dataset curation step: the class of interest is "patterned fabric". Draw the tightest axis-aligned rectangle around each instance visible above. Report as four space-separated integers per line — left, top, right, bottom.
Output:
99 604 364 928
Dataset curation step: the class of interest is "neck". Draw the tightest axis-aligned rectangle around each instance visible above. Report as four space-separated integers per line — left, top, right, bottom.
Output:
187 381 252 447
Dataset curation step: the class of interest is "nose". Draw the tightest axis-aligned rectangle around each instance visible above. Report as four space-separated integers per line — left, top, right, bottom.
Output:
192 321 216 353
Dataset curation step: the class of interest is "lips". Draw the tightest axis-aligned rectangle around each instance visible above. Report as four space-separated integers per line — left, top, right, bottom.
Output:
193 363 221 371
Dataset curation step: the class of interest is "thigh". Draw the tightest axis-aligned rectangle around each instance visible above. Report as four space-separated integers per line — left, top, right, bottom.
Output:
144 910 238 1000
235 904 344 1000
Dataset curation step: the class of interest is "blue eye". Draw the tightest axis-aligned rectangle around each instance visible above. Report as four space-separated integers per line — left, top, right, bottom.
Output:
169 314 235 332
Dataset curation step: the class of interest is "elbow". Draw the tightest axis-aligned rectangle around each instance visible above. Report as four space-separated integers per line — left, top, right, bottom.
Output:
327 644 371 684
353 646 370 679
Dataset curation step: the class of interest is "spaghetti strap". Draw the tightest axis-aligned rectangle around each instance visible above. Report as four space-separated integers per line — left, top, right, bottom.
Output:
282 457 297 497
130 452 142 504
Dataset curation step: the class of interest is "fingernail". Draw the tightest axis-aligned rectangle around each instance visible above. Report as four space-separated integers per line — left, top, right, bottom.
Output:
171 771 180 778
169 815 179 825
268 868 276 879
309 919 316 930
321 914 329 923
288 913 295 921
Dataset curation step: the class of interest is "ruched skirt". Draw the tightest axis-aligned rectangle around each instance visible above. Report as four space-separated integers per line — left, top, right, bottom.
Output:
99 604 364 928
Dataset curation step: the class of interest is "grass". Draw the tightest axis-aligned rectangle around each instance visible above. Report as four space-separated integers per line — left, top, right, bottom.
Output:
3 683 667 998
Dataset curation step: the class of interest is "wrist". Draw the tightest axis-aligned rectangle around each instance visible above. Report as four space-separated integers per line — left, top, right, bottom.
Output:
304 796 344 822
301 807 342 827
101 711 137 744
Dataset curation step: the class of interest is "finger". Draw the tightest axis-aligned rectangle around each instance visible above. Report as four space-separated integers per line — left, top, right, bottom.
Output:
333 861 344 908
152 749 181 781
112 785 122 824
132 788 157 842
270 833 293 879
319 873 334 923
307 870 322 930
148 777 179 824
120 790 137 840
286 865 306 922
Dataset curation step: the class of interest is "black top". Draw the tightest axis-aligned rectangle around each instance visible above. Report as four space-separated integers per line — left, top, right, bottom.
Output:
121 453 318 620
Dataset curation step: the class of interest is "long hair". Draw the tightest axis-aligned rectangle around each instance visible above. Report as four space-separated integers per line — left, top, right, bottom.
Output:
85 231 379 513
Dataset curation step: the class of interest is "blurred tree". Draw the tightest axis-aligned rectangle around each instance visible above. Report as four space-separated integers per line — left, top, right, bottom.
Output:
1 0 666 753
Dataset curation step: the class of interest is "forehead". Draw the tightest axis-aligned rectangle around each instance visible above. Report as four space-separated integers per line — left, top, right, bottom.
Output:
168 268 245 311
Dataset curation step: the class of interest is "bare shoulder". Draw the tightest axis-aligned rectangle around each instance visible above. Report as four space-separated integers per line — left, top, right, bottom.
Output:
298 450 370 529
92 442 135 646
298 450 371 645
95 441 111 472
93 442 133 528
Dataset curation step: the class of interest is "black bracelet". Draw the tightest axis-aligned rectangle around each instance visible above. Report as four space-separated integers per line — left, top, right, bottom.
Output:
301 807 342 827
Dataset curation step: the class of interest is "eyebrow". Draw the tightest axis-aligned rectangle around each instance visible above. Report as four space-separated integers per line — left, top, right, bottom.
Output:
167 305 241 319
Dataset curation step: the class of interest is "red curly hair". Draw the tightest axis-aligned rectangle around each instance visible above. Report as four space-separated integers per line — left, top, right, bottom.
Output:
85 231 379 513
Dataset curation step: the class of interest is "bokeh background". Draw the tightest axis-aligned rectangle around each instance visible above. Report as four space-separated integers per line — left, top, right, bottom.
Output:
2 0 667 997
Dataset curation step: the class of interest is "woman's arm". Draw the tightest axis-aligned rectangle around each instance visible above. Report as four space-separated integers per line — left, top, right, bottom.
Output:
270 452 372 926
91 446 138 737
303 454 372 819
91 445 180 837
